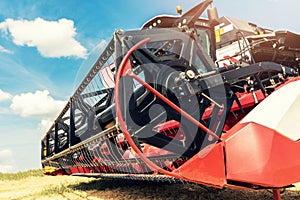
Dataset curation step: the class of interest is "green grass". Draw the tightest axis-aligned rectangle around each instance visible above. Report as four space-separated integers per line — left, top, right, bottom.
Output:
0 169 44 181
40 183 73 196
21 183 74 200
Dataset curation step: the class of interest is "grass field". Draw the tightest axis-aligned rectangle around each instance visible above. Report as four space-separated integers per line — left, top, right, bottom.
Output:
0 169 44 181
0 169 300 200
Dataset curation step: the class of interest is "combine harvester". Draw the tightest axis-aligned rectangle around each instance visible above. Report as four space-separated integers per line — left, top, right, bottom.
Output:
41 1 300 199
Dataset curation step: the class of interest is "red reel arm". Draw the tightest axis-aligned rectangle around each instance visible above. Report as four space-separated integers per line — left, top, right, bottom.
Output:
114 38 220 178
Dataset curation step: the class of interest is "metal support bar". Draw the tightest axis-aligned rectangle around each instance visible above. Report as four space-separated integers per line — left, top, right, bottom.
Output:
41 141 45 159
69 98 76 147
46 134 50 157
54 123 59 154
272 189 281 200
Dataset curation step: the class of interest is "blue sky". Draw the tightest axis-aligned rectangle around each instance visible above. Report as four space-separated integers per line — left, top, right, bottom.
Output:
0 0 299 172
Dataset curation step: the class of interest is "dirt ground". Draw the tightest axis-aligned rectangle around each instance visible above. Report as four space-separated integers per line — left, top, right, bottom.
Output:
0 175 300 200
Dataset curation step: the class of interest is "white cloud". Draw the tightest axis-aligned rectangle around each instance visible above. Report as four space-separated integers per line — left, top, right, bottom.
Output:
0 45 12 54
0 18 87 58
10 90 66 119
0 89 13 102
0 149 16 173
10 90 67 134
0 107 11 114
38 119 55 134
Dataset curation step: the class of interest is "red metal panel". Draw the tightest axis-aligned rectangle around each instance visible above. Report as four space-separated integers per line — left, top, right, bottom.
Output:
174 143 226 187
225 122 300 187
202 90 265 120
231 90 265 111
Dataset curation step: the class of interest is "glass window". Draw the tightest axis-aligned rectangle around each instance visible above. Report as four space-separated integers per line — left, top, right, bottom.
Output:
197 29 211 56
